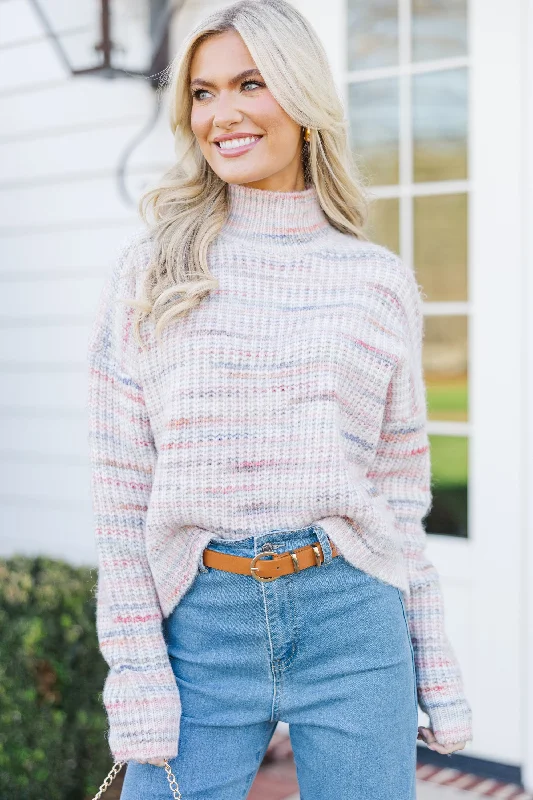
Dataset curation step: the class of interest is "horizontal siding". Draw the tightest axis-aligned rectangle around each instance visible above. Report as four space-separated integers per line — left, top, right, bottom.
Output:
0 371 88 412
0 36 66 90
0 1 175 561
0 123 170 183
0 461 91 503
0 170 165 231
0 224 138 274
0 415 90 460
3 276 107 319
0 325 93 364
0 506 97 565
0 0 43 48
0 80 157 138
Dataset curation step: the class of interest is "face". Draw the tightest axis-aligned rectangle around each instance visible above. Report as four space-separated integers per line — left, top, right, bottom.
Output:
189 29 306 191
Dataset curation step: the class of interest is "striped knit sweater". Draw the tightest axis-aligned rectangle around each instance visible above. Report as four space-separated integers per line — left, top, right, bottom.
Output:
87 181 473 763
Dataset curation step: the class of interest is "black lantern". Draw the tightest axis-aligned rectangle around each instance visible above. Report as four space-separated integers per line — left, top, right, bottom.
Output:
27 0 182 88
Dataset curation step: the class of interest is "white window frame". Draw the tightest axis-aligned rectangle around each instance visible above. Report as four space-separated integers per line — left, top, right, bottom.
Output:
297 0 527 775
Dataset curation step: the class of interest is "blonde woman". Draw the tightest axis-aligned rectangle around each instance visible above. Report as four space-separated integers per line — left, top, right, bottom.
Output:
87 1 473 797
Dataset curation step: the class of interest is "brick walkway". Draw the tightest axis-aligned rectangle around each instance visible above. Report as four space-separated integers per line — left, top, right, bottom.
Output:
248 759 533 800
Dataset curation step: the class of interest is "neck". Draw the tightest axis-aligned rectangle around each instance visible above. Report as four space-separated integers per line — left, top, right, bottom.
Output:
220 181 331 245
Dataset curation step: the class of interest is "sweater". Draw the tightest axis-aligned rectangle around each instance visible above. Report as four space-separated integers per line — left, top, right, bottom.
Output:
87 181 473 763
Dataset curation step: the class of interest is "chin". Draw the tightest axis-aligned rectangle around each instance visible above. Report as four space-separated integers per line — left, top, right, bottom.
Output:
216 167 271 185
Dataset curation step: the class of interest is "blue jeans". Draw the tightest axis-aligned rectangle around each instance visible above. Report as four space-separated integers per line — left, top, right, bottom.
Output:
120 525 418 799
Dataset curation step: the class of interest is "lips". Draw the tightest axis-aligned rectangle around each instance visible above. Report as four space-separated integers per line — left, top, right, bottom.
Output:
213 135 263 157
214 135 263 149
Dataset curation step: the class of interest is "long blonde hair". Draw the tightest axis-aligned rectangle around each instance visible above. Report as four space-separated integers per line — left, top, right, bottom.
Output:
130 0 370 346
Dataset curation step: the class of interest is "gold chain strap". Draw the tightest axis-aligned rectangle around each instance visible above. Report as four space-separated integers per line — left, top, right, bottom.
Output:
91 759 182 799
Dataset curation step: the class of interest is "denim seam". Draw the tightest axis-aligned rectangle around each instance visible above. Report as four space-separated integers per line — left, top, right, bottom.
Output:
258 580 278 722
276 575 299 673
274 640 297 673
397 589 418 716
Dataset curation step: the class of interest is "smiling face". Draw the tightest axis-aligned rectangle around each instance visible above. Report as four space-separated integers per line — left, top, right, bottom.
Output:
189 29 306 191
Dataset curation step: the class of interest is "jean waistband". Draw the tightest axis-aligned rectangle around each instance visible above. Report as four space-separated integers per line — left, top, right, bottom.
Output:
204 524 334 564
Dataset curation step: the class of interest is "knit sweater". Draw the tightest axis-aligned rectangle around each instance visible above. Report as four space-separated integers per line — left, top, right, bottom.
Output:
87 181 473 763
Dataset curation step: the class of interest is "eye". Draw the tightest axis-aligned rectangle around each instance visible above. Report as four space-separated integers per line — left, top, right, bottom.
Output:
191 88 210 101
191 79 265 102
242 80 265 91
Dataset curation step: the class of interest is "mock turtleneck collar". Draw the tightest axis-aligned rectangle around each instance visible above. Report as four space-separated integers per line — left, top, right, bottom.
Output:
221 181 331 245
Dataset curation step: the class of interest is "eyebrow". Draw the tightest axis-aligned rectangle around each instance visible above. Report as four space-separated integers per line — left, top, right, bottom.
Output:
189 68 263 90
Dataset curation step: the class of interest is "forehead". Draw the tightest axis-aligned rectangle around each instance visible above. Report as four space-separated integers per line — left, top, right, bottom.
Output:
189 30 258 81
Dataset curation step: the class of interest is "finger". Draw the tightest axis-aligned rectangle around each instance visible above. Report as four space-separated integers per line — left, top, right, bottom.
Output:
428 741 466 755
425 739 448 753
418 726 436 744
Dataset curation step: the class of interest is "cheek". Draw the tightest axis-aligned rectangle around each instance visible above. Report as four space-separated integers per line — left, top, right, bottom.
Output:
251 95 290 133
190 108 210 141
258 100 301 148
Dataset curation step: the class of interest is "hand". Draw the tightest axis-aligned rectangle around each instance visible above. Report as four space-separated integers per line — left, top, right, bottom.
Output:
135 757 168 767
418 726 467 755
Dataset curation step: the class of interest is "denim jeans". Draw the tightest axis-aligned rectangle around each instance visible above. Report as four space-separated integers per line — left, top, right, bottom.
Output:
120 524 418 800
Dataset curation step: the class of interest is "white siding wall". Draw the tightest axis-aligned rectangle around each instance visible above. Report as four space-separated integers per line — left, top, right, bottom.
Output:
0 0 175 564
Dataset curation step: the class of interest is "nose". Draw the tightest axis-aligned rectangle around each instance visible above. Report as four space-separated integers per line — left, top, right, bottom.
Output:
212 90 243 130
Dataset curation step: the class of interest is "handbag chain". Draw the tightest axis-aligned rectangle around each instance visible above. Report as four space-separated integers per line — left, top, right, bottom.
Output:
91 759 182 799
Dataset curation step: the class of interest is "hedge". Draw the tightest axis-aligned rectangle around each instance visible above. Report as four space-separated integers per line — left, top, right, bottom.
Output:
0 555 117 800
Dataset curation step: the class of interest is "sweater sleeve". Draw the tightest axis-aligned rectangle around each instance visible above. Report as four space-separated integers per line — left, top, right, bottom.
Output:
367 257 473 747
87 234 181 762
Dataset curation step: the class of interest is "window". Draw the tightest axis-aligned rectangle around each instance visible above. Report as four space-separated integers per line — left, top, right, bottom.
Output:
347 0 470 537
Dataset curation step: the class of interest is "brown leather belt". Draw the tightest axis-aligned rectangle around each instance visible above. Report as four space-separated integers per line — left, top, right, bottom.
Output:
202 537 340 582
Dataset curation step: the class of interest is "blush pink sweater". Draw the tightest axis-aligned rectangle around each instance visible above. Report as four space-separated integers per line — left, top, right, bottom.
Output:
87 181 473 762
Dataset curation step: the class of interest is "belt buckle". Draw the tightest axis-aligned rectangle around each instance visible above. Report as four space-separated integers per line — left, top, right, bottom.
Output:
250 551 279 582
250 548 308 581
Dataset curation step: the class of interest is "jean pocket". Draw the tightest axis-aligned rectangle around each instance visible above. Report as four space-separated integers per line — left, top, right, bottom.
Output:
334 554 389 586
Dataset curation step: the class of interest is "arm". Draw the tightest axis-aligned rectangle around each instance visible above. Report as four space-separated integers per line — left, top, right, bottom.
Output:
367 257 473 746
87 233 181 762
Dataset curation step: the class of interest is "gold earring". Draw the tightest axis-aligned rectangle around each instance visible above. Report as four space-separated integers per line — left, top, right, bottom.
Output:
303 126 311 142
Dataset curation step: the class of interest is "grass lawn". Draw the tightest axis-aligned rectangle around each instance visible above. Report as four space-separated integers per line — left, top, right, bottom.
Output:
426 373 468 423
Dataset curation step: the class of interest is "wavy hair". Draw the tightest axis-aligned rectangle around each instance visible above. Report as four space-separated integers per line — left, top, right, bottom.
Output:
129 0 371 346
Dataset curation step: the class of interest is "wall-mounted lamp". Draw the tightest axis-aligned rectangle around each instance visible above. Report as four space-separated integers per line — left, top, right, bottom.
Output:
28 0 182 89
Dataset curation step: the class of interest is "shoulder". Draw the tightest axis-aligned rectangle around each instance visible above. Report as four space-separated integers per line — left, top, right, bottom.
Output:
112 226 156 286
88 227 154 355
329 235 426 349
361 243 425 310
326 232 425 307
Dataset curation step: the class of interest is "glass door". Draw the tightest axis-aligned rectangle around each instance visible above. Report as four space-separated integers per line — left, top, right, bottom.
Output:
341 0 524 767
346 0 470 539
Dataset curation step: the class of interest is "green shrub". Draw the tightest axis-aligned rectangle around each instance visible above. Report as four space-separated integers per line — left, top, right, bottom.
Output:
0 555 116 800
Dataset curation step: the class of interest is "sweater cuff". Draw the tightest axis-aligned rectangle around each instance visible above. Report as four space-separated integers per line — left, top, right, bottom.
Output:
423 698 473 746
102 667 181 762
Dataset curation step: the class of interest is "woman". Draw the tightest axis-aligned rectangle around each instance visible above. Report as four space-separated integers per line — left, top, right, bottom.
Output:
87 1 473 798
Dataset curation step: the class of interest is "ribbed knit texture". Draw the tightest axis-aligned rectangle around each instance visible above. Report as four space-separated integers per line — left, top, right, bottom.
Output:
87 181 473 762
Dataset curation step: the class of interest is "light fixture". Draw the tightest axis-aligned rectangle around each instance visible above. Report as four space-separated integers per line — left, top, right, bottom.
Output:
28 0 183 88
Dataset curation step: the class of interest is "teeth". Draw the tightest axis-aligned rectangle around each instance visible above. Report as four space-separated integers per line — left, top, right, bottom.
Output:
218 136 260 150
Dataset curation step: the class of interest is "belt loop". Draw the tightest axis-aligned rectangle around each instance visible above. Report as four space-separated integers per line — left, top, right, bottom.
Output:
313 525 333 565
198 546 210 573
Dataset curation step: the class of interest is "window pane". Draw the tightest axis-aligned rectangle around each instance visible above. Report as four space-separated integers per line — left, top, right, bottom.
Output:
426 435 468 537
348 79 399 186
347 0 398 71
414 193 468 302
423 315 468 422
364 198 399 253
413 68 468 182
412 0 468 63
